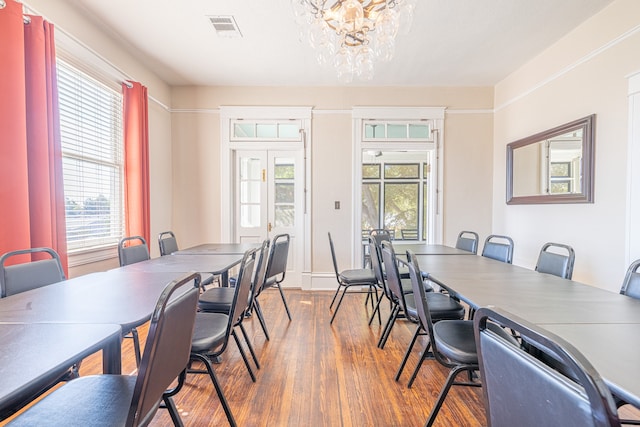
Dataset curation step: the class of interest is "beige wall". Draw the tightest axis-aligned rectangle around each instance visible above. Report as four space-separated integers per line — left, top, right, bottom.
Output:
171 86 495 278
493 0 640 291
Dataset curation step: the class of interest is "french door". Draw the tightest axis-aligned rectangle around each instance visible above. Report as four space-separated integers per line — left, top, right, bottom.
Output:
235 150 303 286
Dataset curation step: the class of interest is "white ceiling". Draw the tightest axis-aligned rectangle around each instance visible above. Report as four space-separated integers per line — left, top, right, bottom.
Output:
63 0 613 87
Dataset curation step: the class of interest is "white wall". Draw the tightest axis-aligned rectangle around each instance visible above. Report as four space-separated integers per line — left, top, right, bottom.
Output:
493 0 640 291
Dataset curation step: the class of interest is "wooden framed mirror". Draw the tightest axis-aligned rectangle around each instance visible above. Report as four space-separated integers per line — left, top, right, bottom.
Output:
506 114 595 205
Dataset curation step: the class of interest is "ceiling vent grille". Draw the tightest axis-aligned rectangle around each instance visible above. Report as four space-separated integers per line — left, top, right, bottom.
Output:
208 15 242 38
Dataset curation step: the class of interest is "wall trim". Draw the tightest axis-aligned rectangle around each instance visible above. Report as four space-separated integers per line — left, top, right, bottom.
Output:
496 22 640 112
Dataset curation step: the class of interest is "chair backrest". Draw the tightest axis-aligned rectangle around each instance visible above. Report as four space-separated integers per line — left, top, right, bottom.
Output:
380 241 413 320
328 232 342 279
481 234 514 264
620 258 640 300
369 228 393 245
128 272 201 426
369 238 392 300
229 249 257 326
158 231 179 256
118 236 150 267
249 239 271 302
474 307 620 427
535 242 576 279
0 248 65 298
455 231 479 254
406 251 437 341
400 229 419 240
265 234 290 285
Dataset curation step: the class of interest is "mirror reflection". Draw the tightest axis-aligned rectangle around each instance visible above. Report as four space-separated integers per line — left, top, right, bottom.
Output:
507 115 595 204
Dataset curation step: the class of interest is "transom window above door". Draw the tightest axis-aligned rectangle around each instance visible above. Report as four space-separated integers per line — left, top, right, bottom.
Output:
231 120 302 141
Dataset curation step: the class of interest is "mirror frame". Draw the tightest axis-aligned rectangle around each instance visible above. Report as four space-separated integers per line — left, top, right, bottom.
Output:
506 114 595 205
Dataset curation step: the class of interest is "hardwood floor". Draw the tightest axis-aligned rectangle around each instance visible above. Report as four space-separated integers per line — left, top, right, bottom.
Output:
11 287 639 426
81 288 487 426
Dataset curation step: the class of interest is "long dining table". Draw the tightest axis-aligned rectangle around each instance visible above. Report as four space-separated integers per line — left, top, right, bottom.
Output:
414 252 640 408
0 248 247 419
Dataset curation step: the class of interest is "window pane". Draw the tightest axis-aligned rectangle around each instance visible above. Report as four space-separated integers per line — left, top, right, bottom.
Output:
384 164 420 179
384 183 419 236
364 123 385 138
423 182 428 241
387 124 407 139
234 123 255 138
275 206 294 227
240 157 262 180
58 60 123 252
274 163 294 179
256 123 277 138
362 183 380 230
362 164 381 179
240 181 261 203
275 183 294 203
409 124 430 139
278 124 299 139
240 205 261 227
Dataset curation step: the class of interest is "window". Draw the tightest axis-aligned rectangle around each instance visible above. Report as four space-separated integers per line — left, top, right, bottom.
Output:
57 59 124 253
362 154 432 241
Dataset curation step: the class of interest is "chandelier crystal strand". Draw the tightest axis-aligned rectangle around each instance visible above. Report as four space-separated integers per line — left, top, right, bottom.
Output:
292 0 415 81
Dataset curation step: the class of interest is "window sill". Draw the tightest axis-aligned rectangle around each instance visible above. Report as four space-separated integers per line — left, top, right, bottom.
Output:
68 245 118 267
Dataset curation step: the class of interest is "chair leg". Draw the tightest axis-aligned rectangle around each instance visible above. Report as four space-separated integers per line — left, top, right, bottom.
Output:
163 395 184 427
275 283 292 320
407 341 433 388
424 365 477 427
329 283 343 309
368 293 384 326
239 323 260 369
130 327 141 367
253 299 270 341
190 353 237 427
378 304 400 349
231 329 256 382
329 287 349 324
395 325 422 381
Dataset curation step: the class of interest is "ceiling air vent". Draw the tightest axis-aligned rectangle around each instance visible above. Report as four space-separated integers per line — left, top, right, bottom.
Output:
208 15 242 38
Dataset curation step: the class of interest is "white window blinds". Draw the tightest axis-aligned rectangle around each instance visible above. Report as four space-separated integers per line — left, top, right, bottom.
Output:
57 59 125 252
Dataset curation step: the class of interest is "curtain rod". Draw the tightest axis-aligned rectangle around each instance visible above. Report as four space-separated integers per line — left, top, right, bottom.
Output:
16 1 170 111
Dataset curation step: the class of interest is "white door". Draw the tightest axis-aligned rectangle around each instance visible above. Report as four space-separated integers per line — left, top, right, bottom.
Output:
235 150 303 286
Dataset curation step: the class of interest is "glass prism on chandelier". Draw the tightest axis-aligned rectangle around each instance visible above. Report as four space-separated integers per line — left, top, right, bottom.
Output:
291 0 416 82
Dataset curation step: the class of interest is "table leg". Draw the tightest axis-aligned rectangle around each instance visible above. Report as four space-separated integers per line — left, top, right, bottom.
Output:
102 335 122 374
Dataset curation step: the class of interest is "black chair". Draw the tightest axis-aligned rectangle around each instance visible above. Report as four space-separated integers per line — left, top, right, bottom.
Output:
481 234 514 263
0 247 65 298
262 234 292 320
535 242 576 279
621 258 640 300
118 236 150 367
158 231 215 288
394 250 466 386
400 255 516 426
118 235 150 267
328 232 378 325
7 272 201 427
363 229 393 268
400 229 419 240
187 249 257 427
247 240 274 340
474 306 621 427
198 239 270 351
455 231 479 254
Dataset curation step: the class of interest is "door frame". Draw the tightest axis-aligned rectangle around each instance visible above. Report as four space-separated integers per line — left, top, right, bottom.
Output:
220 106 312 289
352 107 445 265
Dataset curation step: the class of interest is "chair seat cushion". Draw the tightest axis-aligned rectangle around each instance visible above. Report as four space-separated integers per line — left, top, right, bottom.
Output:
434 320 514 364
400 278 434 294
339 268 377 285
404 293 464 321
7 375 136 427
198 288 234 313
191 312 229 353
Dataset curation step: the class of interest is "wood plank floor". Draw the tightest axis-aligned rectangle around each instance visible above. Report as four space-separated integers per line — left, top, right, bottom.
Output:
9 287 640 426
83 288 486 426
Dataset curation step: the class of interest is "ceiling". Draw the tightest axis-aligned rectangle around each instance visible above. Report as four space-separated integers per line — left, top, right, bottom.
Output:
62 0 613 87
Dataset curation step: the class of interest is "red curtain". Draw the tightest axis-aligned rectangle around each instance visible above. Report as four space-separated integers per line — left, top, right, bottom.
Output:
122 81 150 245
0 2 68 274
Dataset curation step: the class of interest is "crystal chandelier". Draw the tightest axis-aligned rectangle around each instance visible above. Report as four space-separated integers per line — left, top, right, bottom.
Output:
291 0 416 82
